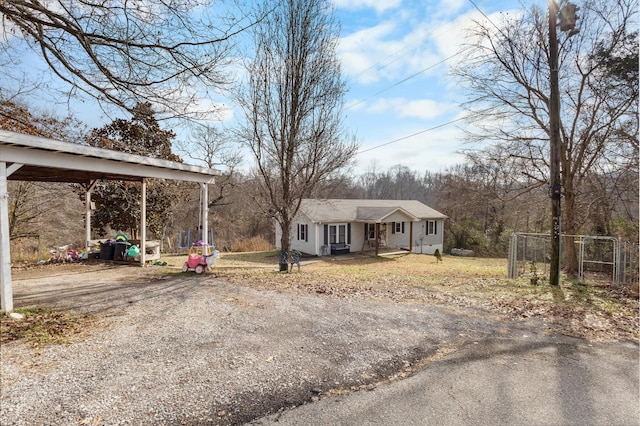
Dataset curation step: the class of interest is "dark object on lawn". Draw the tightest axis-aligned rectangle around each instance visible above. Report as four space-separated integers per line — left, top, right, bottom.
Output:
451 248 474 257
278 251 288 272
330 243 350 255
434 249 442 262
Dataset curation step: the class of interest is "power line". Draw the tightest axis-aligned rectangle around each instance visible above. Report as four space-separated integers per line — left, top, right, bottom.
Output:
348 20 460 83
346 52 460 110
348 1 510 157
346 1 515 113
357 116 466 154
467 0 526 56
467 0 506 34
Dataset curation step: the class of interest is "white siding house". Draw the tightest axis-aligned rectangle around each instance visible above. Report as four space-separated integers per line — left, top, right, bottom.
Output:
275 199 447 256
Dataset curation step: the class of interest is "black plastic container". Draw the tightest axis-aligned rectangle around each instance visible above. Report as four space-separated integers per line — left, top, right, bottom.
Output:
99 242 115 260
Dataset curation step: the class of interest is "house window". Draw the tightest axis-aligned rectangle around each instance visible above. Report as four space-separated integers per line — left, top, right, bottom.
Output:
297 224 308 242
329 224 346 244
392 222 404 234
367 223 376 239
427 220 438 235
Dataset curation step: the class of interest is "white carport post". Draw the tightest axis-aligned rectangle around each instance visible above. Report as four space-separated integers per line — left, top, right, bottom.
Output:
140 179 147 266
1 161 23 313
85 180 98 257
201 183 209 248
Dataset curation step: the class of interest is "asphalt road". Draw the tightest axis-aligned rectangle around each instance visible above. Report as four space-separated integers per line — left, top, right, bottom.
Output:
254 337 640 426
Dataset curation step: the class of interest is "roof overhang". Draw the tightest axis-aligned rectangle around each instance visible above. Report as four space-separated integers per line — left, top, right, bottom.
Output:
0 129 218 184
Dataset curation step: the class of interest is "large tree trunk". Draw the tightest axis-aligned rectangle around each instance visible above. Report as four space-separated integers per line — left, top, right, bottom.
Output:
279 217 292 271
280 220 291 255
562 175 579 278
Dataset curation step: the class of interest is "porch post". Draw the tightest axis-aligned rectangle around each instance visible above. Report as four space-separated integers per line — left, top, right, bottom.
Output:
375 223 380 256
409 221 413 253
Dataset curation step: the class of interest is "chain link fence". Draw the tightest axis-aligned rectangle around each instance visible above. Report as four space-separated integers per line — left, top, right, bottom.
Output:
508 232 639 287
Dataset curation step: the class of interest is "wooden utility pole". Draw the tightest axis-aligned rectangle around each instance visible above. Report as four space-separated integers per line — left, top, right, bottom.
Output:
547 0 579 285
548 0 562 286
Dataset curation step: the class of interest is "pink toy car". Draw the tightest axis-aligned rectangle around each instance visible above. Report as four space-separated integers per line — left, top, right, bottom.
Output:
182 250 220 274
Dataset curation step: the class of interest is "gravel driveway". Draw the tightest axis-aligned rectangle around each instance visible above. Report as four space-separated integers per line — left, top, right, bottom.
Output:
1 264 569 425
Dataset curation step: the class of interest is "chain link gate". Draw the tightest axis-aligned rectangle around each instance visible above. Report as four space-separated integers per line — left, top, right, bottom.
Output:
508 233 629 286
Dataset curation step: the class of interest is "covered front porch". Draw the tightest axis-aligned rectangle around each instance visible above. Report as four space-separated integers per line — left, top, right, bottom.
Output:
358 221 419 255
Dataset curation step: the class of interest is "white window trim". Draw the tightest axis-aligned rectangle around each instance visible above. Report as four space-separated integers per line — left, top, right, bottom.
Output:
329 223 347 244
427 220 438 235
297 223 308 241
367 223 376 240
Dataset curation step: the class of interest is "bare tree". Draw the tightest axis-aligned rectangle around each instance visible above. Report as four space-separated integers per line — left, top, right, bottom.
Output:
0 95 85 245
176 124 243 207
452 0 638 276
0 0 262 119
235 0 358 259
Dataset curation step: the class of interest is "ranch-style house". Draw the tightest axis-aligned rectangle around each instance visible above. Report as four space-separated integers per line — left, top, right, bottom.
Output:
275 199 447 256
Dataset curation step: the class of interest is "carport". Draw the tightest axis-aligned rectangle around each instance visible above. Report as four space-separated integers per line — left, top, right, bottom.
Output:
0 129 218 313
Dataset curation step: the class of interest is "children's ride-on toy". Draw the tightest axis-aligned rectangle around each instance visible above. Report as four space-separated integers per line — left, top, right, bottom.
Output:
182 241 220 274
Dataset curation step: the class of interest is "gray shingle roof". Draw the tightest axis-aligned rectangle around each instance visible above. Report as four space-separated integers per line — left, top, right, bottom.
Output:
299 199 446 223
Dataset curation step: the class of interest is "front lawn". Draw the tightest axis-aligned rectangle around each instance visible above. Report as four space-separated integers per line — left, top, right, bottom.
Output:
208 251 639 342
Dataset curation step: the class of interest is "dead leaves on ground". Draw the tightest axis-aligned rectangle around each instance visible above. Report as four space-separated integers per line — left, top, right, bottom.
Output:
1 308 93 346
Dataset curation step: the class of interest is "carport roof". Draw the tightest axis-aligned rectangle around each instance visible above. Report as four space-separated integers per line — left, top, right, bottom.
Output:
0 129 218 184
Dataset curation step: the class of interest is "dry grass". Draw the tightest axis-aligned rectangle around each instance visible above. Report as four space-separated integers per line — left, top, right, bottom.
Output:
228 237 274 253
205 251 639 342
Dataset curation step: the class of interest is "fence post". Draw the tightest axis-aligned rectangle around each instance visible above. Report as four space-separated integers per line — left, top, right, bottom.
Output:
508 233 518 279
614 238 621 286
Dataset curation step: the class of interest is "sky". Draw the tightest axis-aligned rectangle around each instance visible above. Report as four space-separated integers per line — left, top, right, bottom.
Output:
331 0 539 174
2 0 547 176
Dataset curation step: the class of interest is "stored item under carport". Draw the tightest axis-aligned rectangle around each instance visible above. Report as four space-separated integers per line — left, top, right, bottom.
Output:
113 241 131 261
99 241 115 260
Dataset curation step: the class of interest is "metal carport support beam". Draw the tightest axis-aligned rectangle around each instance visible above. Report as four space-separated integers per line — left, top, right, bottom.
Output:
201 183 209 247
1 161 20 313
141 180 147 265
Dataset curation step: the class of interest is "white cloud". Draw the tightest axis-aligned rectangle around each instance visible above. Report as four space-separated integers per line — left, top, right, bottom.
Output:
353 122 467 174
338 7 469 86
333 0 402 13
339 22 397 83
367 97 453 120
435 0 466 16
